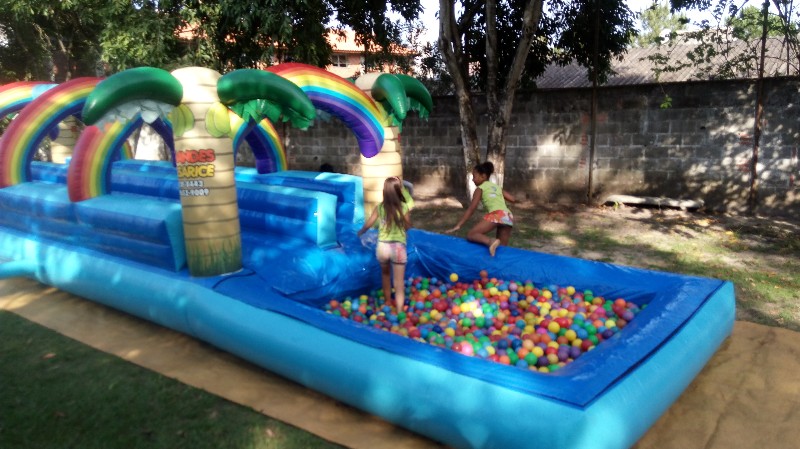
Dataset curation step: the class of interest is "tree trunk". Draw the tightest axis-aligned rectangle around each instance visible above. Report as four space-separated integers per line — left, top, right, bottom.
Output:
439 0 481 200
749 0 770 214
439 0 543 198
485 0 543 188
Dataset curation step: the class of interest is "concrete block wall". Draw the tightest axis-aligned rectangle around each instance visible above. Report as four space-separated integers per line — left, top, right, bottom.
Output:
239 77 799 216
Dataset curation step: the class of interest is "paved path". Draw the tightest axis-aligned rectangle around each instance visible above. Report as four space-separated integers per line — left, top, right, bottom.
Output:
2 277 799 449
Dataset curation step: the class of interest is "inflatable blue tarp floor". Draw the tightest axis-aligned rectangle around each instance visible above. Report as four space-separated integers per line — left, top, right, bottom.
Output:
0 162 735 449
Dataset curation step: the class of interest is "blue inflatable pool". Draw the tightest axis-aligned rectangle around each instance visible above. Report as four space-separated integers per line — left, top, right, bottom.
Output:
0 162 735 449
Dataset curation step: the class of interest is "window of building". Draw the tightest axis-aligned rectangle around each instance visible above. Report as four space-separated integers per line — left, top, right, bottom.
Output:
332 54 348 67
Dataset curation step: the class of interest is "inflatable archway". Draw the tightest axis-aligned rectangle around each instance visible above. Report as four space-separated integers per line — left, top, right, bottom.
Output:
0 81 58 118
217 69 314 174
0 77 102 187
67 67 183 202
266 63 386 158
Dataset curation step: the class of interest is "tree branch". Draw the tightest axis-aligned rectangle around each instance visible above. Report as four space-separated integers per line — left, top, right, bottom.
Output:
486 0 498 114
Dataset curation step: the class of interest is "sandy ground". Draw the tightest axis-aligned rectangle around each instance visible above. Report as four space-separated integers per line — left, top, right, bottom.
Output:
2 272 800 449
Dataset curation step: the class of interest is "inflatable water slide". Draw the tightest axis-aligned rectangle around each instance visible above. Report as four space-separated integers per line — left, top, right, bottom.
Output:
0 65 735 449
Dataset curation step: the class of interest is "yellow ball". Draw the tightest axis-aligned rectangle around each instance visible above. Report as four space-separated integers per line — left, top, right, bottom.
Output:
449 273 458 282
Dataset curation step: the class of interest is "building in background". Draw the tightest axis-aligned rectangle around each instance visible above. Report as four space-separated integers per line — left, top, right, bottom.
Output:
325 29 414 78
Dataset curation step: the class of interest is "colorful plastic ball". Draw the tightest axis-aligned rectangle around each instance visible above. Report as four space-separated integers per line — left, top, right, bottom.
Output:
449 273 459 282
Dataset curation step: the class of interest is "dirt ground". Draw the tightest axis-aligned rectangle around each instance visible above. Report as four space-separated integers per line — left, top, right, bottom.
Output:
413 195 800 328
416 194 799 266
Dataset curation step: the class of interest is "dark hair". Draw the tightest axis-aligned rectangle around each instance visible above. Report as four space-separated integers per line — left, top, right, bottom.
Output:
319 163 334 172
382 177 406 231
474 162 494 176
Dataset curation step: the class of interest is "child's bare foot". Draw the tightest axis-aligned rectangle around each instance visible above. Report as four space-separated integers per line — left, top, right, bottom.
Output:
489 239 500 257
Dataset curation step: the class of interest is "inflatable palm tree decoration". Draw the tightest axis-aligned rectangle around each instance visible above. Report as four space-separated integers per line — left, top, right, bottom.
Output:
167 67 315 277
355 73 433 214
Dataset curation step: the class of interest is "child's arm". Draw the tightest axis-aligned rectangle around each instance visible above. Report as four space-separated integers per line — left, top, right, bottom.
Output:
446 189 482 233
503 189 516 204
357 207 379 236
403 211 412 230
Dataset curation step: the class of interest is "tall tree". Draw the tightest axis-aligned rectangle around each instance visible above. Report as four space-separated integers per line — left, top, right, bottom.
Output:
633 1 688 47
438 0 636 194
2 1 423 81
727 4 790 40
1 0 107 82
0 1 194 81
187 0 421 72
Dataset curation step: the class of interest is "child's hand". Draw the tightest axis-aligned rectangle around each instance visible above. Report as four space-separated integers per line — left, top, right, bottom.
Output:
359 229 377 247
445 225 460 234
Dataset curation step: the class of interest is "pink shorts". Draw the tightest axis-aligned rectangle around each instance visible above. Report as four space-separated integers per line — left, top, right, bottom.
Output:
484 210 514 226
376 241 407 265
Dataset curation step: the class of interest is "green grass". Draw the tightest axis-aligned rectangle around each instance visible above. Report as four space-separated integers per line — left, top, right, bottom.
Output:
0 311 343 449
2 202 799 448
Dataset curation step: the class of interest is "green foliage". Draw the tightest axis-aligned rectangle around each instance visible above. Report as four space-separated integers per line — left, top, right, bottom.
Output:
1 0 423 81
421 0 637 93
727 5 791 40
0 1 105 81
633 1 688 47
647 0 800 81
551 0 638 85
186 0 421 71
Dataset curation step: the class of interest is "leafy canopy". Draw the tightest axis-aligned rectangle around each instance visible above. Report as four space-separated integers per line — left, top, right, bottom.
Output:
419 0 637 94
0 0 422 82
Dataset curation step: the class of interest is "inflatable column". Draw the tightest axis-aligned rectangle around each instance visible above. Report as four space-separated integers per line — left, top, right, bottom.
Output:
171 67 242 277
50 116 79 163
361 126 403 217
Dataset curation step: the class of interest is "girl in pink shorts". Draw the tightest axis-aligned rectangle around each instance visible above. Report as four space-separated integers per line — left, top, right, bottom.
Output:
358 177 412 311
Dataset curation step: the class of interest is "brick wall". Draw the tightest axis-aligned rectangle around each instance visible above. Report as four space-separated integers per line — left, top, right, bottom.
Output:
240 77 799 216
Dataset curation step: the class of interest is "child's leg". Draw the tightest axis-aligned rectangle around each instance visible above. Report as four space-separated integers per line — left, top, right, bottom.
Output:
497 225 512 246
466 220 497 246
392 262 406 311
380 262 392 306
